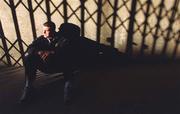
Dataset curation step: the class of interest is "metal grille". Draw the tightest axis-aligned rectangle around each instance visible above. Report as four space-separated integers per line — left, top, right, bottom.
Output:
0 0 180 66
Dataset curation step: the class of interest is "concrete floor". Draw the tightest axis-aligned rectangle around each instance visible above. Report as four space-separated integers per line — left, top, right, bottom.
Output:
0 61 180 114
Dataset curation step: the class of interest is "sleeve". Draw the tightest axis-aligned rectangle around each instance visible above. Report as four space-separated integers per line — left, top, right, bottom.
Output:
25 36 50 56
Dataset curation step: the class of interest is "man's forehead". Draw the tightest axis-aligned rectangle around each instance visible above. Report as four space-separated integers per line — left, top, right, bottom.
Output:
43 26 51 30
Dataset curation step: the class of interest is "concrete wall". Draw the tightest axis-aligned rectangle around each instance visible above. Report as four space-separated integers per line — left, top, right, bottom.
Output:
0 0 179 66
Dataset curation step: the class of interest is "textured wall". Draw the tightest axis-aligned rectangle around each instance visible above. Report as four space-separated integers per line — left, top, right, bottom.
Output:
0 0 180 66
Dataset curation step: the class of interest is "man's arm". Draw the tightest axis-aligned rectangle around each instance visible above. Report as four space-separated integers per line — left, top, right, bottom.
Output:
25 36 55 61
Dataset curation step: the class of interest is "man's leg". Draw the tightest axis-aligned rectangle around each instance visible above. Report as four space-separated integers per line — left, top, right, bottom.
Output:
20 54 38 102
63 70 73 104
63 67 79 104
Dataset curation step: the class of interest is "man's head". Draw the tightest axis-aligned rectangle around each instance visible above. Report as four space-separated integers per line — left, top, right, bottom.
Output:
43 21 56 38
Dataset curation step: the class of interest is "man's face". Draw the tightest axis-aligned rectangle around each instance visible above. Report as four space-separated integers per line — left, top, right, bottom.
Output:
43 26 54 38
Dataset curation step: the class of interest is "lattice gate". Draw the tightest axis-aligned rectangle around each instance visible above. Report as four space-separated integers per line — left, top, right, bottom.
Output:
0 0 180 67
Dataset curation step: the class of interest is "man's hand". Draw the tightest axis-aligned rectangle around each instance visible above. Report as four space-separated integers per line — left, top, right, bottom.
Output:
38 50 55 61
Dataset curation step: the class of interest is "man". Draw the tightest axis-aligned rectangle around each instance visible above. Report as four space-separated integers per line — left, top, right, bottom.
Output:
20 21 122 104
20 21 76 104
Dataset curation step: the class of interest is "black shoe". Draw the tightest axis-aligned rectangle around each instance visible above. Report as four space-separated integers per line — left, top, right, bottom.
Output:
19 87 35 103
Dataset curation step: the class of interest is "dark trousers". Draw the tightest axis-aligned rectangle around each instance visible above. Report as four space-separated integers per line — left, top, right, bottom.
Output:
24 52 75 88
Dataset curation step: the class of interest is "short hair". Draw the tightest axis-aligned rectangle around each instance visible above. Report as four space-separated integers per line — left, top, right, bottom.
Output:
43 21 56 31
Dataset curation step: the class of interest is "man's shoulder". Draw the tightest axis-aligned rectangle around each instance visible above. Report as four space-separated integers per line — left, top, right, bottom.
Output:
33 35 47 42
35 35 45 40
31 35 49 46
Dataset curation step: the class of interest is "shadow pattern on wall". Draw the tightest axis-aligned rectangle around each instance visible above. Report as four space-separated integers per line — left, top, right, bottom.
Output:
0 0 180 66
